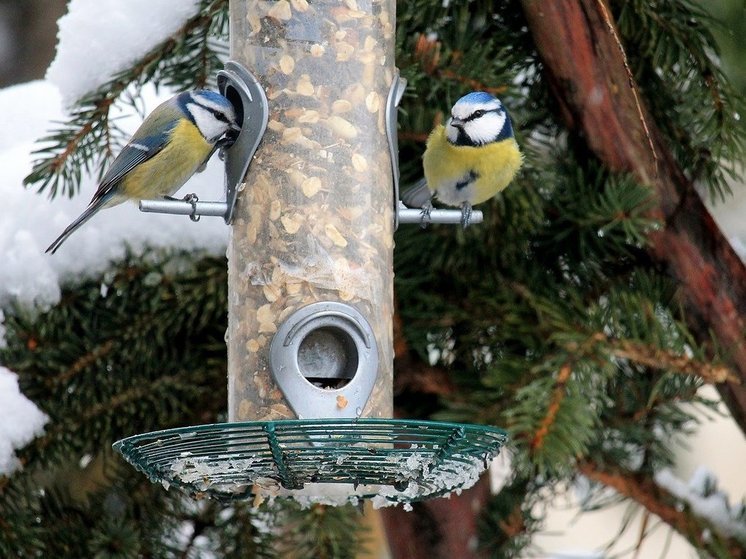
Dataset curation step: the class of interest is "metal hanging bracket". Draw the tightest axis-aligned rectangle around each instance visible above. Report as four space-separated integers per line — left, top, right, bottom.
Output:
217 62 269 223
139 61 269 223
385 70 406 230
397 202 483 226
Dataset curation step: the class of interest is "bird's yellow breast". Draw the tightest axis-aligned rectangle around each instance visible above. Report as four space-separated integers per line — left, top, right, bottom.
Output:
122 120 212 200
423 125 522 206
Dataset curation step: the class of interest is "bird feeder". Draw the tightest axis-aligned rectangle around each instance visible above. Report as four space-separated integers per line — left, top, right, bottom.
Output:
115 0 505 507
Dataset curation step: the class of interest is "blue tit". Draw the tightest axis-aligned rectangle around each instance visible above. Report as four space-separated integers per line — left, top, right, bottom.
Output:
402 91 522 226
46 90 240 254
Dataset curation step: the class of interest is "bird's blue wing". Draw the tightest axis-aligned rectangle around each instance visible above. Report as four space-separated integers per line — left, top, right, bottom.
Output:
93 130 171 199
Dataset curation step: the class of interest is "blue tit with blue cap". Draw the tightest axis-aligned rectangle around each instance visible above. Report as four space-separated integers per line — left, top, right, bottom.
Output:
402 91 522 226
46 90 240 254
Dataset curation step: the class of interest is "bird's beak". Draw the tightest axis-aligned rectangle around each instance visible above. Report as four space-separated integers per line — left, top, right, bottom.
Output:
220 124 242 150
226 123 241 142
449 117 464 129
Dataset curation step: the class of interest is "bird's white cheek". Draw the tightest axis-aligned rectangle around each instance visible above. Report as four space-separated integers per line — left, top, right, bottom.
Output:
446 121 460 143
188 103 228 144
465 112 506 145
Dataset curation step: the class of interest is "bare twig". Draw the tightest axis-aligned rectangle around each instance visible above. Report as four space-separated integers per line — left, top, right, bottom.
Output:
594 0 658 175
578 461 743 557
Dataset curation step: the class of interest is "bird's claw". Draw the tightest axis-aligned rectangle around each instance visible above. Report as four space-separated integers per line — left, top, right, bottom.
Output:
419 201 433 229
183 193 201 222
460 202 473 229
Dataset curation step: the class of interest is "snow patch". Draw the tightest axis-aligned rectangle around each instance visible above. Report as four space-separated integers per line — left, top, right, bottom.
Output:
0 367 49 475
655 466 746 541
46 0 201 105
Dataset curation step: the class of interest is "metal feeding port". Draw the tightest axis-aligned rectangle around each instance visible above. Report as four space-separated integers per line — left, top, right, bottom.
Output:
113 419 508 507
269 302 378 419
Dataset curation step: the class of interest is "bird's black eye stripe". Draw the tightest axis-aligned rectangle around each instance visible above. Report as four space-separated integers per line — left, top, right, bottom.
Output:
211 109 229 122
196 101 231 123
464 107 500 122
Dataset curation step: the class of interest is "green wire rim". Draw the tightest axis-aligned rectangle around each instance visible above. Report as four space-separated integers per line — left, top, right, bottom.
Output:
113 418 508 505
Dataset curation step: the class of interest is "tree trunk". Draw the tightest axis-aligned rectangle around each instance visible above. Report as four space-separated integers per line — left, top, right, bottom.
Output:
520 0 746 433
381 476 491 559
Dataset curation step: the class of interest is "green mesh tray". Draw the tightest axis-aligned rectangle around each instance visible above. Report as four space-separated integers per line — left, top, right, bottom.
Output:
113 418 507 506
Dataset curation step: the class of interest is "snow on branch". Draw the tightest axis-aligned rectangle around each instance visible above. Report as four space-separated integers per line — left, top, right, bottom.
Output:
655 467 746 543
0 367 49 476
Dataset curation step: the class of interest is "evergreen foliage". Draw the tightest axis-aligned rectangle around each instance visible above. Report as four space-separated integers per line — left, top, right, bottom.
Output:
617 0 744 200
3 0 745 557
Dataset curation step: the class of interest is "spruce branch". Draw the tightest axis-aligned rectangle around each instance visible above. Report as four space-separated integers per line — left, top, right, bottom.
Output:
0 252 229 503
0 367 179 492
44 340 115 388
562 332 737 384
392 309 455 398
412 34 510 96
9 371 185 474
616 0 744 197
578 461 744 557
606 337 737 384
520 0 746 434
530 363 572 453
277 503 367 559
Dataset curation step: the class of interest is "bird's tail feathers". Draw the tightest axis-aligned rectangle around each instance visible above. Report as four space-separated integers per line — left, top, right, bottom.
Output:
400 178 433 208
45 202 103 254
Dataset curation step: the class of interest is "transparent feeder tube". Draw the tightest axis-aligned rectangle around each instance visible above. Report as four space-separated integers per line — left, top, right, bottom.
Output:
228 0 395 421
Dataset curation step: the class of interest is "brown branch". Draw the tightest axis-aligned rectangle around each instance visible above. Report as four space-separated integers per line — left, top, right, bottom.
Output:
569 332 738 384
530 363 572 452
608 338 737 384
413 33 509 96
392 309 455 398
578 461 743 557
497 501 527 539
46 340 115 387
398 131 430 144
48 98 113 174
520 0 746 433
593 0 657 173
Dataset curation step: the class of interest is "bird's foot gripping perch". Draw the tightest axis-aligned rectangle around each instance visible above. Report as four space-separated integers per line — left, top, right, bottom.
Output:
419 201 433 229
460 202 473 229
159 193 201 222
183 193 201 222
